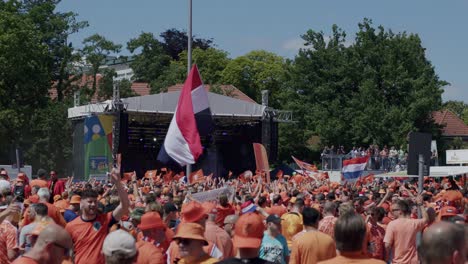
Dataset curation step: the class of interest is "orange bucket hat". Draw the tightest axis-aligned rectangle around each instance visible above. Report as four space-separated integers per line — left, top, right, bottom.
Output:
173 223 208 245
181 201 209 223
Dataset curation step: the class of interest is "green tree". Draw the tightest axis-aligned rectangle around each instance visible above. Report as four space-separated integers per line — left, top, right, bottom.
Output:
150 47 230 93
127 32 172 88
82 34 122 99
0 0 51 161
160 28 213 60
279 19 446 162
98 68 137 100
443 100 467 119
221 50 288 107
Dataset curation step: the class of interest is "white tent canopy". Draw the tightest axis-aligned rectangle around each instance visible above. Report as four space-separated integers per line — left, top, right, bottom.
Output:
68 91 266 119
375 166 468 178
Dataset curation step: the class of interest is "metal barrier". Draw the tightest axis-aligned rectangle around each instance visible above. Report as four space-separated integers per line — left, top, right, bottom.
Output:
321 154 408 172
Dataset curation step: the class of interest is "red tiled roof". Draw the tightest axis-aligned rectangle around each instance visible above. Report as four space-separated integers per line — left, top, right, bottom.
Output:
50 78 256 104
130 82 150 96
167 84 256 103
433 110 468 136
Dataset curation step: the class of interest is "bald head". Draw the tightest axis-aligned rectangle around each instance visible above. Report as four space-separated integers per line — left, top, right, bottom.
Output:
419 221 466 264
36 223 73 250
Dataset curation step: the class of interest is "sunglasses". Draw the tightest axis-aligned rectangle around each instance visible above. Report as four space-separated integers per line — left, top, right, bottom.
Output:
54 243 72 257
177 238 194 245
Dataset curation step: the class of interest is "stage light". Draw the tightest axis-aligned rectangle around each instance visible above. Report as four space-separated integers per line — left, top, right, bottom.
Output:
153 137 157 142
139 138 144 142
222 132 228 136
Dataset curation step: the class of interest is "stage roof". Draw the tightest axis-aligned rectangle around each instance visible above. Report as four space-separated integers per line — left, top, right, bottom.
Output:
374 166 468 178
68 91 266 119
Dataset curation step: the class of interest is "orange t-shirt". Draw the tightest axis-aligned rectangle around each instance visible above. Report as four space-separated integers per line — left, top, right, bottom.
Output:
29 179 47 188
205 221 234 259
267 205 287 216
54 200 70 213
215 204 235 227
136 240 165 264
318 216 337 238
318 254 386 264
66 212 117 264
0 221 18 264
383 218 426 264
11 256 39 264
289 230 336 264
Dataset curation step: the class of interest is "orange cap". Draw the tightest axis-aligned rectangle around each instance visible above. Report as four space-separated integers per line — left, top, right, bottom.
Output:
138 212 166 230
53 195 62 202
173 223 208 245
181 201 209 223
70 195 81 204
438 206 458 221
232 212 265 249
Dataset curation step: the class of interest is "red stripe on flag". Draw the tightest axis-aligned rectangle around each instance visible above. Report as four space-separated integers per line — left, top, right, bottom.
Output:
342 156 369 166
175 65 203 161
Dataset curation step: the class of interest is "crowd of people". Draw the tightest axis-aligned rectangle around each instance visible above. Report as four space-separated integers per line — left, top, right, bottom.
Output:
0 166 466 264
321 145 422 172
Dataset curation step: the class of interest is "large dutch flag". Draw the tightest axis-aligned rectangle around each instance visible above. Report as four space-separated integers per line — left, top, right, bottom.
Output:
157 65 214 166
342 156 369 181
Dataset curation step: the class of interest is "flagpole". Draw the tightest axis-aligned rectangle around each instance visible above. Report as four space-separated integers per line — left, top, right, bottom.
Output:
186 0 193 181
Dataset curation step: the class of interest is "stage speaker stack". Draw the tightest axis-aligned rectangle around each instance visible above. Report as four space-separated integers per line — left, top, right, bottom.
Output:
407 132 431 176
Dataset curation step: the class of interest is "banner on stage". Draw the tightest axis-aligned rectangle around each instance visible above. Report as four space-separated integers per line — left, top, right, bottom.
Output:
191 187 235 202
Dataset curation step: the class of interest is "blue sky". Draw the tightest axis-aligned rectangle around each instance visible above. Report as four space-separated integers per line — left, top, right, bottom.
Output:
58 0 467 102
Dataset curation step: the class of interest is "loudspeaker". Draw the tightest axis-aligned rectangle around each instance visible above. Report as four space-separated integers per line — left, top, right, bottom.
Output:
407 132 431 176
118 112 128 153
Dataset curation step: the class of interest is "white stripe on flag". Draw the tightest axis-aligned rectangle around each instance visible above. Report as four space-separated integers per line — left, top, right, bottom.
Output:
191 85 209 114
342 163 367 173
164 112 195 165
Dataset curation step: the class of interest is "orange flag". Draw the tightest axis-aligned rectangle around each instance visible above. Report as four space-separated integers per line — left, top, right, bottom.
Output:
253 143 270 183
144 170 157 179
189 169 205 184
122 171 135 183
163 171 174 183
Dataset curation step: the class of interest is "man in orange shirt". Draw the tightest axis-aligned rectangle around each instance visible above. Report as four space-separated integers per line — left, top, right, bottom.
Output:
267 195 287 217
289 207 336 264
205 204 234 260
384 197 429 264
12 223 73 264
215 194 235 227
318 201 337 238
29 169 48 189
66 169 129 264
172 223 218 264
135 212 166 264
0 201 20 263
318 213 385 264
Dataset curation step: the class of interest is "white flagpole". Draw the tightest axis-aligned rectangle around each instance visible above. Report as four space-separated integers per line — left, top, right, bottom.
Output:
186 0 193 181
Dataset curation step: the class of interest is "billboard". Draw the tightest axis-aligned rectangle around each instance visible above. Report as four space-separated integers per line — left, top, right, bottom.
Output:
446 149 468 165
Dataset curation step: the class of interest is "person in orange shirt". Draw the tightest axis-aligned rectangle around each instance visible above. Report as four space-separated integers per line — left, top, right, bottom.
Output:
289 207 336 264
172 223 218 264
65 169 129 264
318 213 385 264
215 194 235 227
204 202 234 260
0 201 20 263
22 188 66 228
167 201 221 263
101 229 138 264
267 194 287 217
216 212 273 264
29 169 48 189
384 197 429 264
318 201 337 238
135 212 166 264
12 223 73 264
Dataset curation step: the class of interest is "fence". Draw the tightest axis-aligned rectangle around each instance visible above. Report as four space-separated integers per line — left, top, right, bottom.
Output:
321 154 408 172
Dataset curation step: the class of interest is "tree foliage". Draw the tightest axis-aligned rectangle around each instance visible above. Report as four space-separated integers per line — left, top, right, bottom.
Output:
443 100 468 125
160 28 213 60
221 50 288 108
278 19 446 162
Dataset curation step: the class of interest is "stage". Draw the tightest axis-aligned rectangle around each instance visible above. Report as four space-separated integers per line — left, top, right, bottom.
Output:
68 91 282 179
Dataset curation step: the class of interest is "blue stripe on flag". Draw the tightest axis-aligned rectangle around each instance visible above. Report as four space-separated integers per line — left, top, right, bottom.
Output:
343 170 364 180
